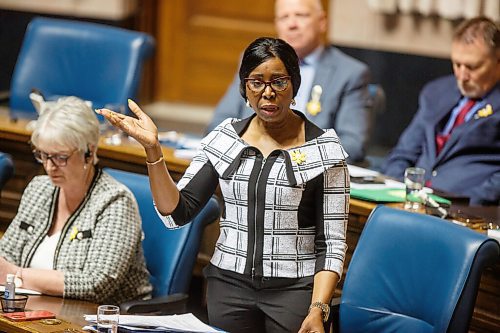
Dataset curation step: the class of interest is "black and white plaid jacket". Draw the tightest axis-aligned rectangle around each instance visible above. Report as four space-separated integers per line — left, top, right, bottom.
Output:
161 113 350 279
0 168 152 303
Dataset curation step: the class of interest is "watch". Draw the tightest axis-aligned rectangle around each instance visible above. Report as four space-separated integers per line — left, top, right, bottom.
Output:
308 301 330 322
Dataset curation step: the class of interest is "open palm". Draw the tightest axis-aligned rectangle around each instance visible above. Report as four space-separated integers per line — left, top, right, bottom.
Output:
97 99 159 148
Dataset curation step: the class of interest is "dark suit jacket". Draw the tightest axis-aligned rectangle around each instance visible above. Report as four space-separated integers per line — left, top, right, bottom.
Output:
384 75 500 205
207 45 371 163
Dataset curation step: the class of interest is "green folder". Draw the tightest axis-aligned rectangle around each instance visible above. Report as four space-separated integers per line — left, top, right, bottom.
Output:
350 188 451 205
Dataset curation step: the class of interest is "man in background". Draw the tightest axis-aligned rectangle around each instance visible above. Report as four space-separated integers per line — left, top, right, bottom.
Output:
383 17 500 205
207 0 372 163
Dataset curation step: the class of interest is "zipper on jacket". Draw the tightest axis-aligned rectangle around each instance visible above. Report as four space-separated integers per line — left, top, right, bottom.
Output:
251 157 266 279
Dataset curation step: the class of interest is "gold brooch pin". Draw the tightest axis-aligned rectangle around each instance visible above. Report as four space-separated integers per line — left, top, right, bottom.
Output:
474 104 493 119
69 226 79 241
306 85 322 116
291 150 306 165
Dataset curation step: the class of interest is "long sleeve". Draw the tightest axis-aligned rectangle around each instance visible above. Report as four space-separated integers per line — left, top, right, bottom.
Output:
314 163 349 278
467 171 500 205
158 149 219 228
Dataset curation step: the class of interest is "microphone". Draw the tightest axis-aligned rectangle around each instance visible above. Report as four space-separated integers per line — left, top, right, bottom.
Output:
416 190 448 219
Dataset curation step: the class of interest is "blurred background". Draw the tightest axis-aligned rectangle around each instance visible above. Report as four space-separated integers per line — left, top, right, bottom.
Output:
0 0 497 155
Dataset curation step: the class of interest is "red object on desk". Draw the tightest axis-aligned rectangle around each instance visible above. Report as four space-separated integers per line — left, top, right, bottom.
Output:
2 310 56 321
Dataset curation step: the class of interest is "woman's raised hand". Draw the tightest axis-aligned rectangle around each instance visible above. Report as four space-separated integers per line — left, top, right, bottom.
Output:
96 99 159 148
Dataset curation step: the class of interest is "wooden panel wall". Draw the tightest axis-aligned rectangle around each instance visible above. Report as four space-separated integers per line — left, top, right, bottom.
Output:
155 0 277 105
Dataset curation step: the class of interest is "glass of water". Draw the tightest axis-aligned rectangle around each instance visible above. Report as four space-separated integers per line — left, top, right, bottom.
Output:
97 304 119 333
403 167 426 212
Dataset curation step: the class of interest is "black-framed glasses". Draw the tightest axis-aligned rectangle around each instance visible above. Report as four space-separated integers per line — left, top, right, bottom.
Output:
32 149 76 167
244 76 291 93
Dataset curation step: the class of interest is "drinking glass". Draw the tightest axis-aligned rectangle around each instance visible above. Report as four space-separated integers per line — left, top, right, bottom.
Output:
97 304 119 333
403 167 426 211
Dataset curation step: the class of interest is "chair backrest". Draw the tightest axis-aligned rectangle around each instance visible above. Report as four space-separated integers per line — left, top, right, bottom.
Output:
0 152 14 190
10 17 155 120
340 206 499 333
104 168 220 298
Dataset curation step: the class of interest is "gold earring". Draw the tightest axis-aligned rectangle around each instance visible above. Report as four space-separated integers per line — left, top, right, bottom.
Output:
246 99 250 107
291 99 296 106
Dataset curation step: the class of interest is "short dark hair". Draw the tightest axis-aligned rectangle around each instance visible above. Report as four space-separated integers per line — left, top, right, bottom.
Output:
453 16 499 53
238 37 301 100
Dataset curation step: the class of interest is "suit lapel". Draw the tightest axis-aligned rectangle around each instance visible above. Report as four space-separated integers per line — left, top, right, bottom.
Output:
310 48 338 109
431 88 461 161
436 84 500 163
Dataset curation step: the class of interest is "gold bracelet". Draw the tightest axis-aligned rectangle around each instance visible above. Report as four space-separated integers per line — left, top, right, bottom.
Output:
146 156 164 166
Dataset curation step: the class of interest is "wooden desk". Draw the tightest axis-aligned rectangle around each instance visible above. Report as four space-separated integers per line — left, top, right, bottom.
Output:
0 295 96 332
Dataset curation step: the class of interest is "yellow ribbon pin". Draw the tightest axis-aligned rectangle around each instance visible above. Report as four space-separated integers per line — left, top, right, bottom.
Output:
306 85 322 116
475 104 493 119
291 150 306 165
69 226 79 240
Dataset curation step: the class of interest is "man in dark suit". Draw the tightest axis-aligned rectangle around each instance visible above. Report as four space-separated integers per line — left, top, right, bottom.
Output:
206 0 372 163
384 17 500 205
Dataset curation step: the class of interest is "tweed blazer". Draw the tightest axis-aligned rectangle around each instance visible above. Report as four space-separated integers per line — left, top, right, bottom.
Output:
0 168 152 303
160 112 350 279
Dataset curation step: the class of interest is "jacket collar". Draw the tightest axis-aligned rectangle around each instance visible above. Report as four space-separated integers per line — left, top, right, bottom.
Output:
201 111 347 186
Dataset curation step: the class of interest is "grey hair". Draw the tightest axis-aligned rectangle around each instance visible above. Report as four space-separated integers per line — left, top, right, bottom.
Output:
31 96 100 164
453 16 499 53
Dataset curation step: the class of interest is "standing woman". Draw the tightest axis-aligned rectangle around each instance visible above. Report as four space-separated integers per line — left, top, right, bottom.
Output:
98 37 349 333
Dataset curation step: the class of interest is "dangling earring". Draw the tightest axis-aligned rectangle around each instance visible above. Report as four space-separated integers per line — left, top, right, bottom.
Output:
246 99 251 107
84 164 87 170
291 99 296 106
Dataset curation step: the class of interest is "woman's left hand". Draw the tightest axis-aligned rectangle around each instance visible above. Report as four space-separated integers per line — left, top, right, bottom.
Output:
298 310 325 333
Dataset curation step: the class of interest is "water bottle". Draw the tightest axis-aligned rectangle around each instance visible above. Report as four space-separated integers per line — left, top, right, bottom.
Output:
4 274 15 300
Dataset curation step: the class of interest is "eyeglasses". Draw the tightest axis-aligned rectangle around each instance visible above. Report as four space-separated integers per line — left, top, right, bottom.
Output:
244 76 291 93
32 149 76 167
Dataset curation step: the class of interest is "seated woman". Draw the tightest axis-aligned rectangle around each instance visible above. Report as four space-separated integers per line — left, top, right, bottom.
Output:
0 96 152 304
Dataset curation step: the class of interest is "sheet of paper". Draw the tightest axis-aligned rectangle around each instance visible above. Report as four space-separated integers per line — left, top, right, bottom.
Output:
347 164 380 177
0 285 41 295
85 313 222 333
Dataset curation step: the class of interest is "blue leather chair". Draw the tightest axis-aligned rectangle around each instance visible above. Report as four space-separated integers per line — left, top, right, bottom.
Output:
0 152 14 191
334 206 499 333
104 168 221 314
9 17 154 120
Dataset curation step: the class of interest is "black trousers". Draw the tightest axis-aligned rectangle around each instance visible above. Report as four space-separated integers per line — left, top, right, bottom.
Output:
205 264 314 333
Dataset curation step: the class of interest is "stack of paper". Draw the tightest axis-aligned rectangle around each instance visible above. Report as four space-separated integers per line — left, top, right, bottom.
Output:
84 313 222 333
